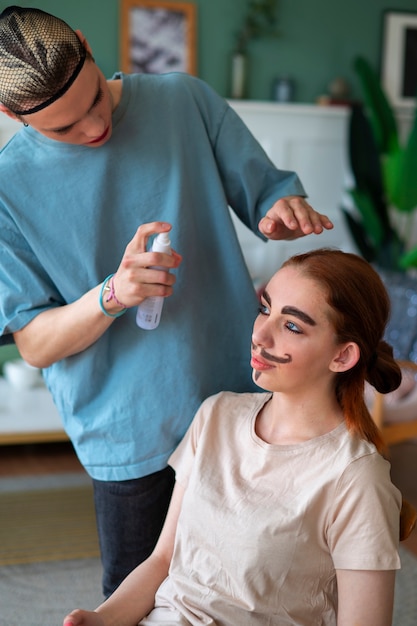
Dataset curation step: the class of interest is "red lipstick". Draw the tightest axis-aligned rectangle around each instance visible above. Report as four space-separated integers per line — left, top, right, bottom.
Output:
87 125 109 144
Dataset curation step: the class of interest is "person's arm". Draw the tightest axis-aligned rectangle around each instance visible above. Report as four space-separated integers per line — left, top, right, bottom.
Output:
258 195 333 241
13 222 182 368
336 569 396 626
63 481 185 626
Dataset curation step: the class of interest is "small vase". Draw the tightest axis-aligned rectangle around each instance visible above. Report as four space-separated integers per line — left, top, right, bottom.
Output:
272 76 295 103
231 52 247 99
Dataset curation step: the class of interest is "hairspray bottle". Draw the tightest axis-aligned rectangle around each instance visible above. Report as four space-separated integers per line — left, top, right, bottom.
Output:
136 232 172 330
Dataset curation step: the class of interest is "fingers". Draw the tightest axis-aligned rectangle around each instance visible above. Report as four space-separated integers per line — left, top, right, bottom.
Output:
127 221 172 254
122 222 181 275
63 610 82 626
109 222 182 308
112 262 179 308
259 196 333 240
63 609 103 626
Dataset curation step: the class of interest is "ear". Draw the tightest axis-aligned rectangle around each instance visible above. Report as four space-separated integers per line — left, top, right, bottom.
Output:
330 342 360 373
0 103 21 122
75 30 93 57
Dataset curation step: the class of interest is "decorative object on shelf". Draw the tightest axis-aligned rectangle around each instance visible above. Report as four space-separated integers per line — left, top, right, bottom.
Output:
272 76 294 103
316 77 351 106
231 52 247 101
231 0 279 99
328 77 350 100
120 0 197 75
342 56 417 271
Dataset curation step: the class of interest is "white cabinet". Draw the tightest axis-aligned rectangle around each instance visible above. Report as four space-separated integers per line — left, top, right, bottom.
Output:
228 100 357 285
0 115 21 147
0 378 66 445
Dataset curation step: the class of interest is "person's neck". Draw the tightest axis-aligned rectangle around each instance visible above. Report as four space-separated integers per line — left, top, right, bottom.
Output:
107 79 123 112
256 392 344 445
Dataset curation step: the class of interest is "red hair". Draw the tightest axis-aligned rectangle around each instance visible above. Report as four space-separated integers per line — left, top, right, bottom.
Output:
282 249 402 452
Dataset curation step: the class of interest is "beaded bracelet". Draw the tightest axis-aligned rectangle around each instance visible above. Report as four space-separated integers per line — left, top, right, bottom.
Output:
106 275 127 309
99 274 127 318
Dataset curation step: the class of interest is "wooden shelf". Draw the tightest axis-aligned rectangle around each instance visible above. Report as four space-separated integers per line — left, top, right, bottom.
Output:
0 430 68 446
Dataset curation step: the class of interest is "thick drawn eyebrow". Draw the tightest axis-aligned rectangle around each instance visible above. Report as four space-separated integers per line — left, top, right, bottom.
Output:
43 78 102 133
281 305 316 326
262 289 317 326
262 290 272 305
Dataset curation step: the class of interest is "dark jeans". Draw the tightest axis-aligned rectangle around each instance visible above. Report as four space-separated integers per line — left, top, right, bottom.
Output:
92 465 175 598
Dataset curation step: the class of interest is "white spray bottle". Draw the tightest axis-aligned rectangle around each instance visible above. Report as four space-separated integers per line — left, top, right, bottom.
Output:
136 231 172 330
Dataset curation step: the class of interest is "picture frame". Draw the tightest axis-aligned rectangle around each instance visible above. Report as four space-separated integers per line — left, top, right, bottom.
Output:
380 10 417 109
120 0 197 76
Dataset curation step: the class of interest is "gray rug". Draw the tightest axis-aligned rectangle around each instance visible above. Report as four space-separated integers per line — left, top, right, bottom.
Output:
0 558 103 626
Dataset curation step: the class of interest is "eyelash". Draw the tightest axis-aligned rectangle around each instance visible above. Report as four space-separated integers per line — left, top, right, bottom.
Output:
257 305 302 334
55 126 72 136
258 304 269 316
94 88 104 107
286 321 302 334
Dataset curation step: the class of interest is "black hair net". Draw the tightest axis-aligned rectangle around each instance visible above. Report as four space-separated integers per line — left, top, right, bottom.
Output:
0 5 86 115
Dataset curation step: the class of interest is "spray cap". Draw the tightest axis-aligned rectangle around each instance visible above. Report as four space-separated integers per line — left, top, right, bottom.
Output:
155 232 171 246
151 231 172 253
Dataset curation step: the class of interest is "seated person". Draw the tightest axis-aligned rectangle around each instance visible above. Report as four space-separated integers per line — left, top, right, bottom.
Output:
64 249 402 626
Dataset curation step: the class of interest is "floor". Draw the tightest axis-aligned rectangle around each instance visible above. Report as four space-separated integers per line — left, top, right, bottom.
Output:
0 439 416 557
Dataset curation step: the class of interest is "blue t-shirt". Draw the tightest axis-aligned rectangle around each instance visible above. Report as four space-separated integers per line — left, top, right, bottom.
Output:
0 73 305 479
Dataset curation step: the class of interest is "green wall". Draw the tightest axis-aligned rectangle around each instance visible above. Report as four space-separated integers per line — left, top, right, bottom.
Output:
1 0 416 102
0 0 416 365
0 343 19 371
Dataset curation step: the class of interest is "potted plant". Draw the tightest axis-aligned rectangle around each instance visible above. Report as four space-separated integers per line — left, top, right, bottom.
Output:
342 56 417 271
231 0 279 99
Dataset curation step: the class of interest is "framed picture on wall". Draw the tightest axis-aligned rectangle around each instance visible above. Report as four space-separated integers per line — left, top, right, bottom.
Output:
120 0 197 75
381 10 417 108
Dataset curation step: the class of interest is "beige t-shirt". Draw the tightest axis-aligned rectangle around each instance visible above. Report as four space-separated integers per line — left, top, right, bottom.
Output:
140 391 401 626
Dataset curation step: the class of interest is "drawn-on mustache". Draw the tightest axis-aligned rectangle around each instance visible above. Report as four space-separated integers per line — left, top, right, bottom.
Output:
260 349 292 364
252 343 292 364
253 349 292 382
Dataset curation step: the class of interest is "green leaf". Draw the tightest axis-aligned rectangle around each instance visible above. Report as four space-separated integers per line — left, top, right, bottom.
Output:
384 150 416 213
236 0 279 51
399 246 417 269
349 188 385 247
384 148 406 210
384 113 417 213
354 56 399 154
341 208 376 262
348 105 391 230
